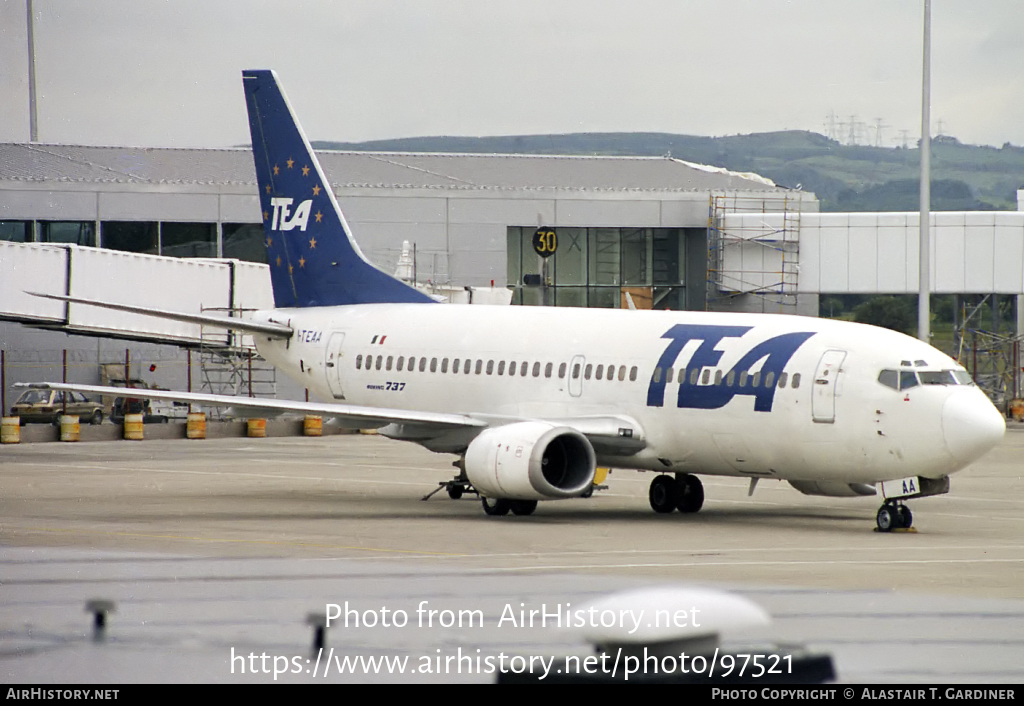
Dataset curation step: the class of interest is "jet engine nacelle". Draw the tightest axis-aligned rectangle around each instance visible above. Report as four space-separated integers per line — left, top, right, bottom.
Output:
788 480 877 497
464 421 597 500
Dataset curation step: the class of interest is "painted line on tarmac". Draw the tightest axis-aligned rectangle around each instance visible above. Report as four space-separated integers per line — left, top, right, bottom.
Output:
473 557 1024 573
4 526 466 557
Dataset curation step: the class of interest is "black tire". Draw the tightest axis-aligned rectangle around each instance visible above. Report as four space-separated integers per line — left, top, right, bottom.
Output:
676 474 705 513
897 504 913 529
447 485 464 500
649 475 678 513
91 410 103 426
876 504 897 532
481 497 510 516
509 500 538 516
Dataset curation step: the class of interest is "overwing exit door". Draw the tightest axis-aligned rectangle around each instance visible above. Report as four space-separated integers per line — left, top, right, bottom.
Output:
325 332 346 399
811 349 847 423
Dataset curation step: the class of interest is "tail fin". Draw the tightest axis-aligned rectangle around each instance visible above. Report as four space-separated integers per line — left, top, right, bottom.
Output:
242 70 434 308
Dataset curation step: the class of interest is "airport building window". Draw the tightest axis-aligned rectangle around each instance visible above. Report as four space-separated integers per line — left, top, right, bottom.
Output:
508 226 698 309
161 222 216 257
40 221 96 246
222 223 267 263
102 221 159 254
0 220 31 242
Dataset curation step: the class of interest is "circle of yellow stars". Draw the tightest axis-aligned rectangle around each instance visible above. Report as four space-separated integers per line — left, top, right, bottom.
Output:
264 157 324 271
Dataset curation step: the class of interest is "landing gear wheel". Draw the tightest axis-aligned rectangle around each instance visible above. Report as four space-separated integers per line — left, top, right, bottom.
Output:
876 504 898 532
91 411 103 426
897 504 913 529
649 475 679 514
481 497 510 516
676 474 704 513
447 485 464 500
509 500 538 516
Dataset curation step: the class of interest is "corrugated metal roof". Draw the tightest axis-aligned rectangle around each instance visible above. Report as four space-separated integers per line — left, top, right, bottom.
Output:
0 143 785 193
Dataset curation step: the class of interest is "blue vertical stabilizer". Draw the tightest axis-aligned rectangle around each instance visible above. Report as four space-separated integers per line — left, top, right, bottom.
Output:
242 70 434 308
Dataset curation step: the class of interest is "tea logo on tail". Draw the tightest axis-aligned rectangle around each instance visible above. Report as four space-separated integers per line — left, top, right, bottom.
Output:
270 198 312 232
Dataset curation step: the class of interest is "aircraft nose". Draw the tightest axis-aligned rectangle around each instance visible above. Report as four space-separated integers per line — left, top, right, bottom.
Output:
942 387 1005 464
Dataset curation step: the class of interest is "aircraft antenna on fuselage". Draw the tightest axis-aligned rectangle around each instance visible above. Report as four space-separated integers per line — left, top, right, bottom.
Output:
241 70 434 308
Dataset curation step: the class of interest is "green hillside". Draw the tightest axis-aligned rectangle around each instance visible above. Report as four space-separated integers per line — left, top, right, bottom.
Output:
314 132 1024 212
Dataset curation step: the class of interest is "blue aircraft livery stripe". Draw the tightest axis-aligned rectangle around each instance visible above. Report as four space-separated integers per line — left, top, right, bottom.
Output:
647 324 815 412
242 70 434 308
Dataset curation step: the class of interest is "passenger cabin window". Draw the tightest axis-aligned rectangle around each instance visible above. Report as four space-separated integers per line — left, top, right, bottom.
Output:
545 363 553 378
440 358 448 373
653 367 662 384
595 364 604 381
486 360 494 375
453 359 460 374
474 360 482 374
532 362 541 377
397 356 404 372
777 372 788 388
430 357 438 373
629 366 638 382
665 367 673 384
764 371 775 387
559 363 567 379
497 361 505 375
584 364 593 380
726 371 735 387
356 355 363 370
572 364 581 379
791 373 801 389
420 358 427 372
375 355 383 371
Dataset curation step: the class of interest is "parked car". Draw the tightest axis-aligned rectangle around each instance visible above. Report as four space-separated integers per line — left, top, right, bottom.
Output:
10 389 105 425
111 395 167 424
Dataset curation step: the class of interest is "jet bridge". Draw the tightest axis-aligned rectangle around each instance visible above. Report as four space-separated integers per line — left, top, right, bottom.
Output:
0 241 274 349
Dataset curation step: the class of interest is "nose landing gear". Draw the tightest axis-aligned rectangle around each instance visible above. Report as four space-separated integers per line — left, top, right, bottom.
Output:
876 501 913 532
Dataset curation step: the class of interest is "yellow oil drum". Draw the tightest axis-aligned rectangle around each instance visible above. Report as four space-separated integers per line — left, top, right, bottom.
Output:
59 414 80 442
186 412 207 439
303 415 323 437
1010 398 1024 422
124 413 144 440
247 418 267 438
1 416 21 444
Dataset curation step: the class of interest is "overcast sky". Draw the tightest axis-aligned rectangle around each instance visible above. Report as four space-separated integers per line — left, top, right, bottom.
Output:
1 0 1021 149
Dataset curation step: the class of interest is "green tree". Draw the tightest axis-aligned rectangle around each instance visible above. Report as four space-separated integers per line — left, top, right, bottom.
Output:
853 296 915 334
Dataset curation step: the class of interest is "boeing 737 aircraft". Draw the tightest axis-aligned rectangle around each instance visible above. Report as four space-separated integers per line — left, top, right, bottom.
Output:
23 70 1006 532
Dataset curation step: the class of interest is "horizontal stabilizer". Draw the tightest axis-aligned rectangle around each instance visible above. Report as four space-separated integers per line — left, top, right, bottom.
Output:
26 291 293 338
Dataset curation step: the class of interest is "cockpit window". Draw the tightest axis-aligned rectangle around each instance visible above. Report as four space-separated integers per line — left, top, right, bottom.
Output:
878 370 899 390
919 370 956 385
915 360 928 367
899 371 919 390
952 370 973 385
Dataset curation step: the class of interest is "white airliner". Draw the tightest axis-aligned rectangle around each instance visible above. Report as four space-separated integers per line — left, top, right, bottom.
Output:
22 70 1006 532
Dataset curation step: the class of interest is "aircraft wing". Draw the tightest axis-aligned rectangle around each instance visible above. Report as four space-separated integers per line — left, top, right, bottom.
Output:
16 382 483 430
15 382 646 455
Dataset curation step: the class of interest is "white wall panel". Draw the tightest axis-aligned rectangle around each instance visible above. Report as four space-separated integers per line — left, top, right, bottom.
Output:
67 248 230 342
348 221 448 257
933 221 965 292
963 220 995 292
0 242 68 321
219 194 261 223
848 223 878 292
0 190 97 220
877 227 908 292
659 198 711 226
447 198 555 225
818 226 849 291
98 192 219 221
993 223 1024 292
448 251 506 286
336 196 447 223
448 223 505 253
555 200 660 227
797 225 820 292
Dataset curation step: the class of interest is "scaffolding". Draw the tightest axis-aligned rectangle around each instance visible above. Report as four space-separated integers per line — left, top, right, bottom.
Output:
953 294 1023 405
707 193 803 312
198 308 276 419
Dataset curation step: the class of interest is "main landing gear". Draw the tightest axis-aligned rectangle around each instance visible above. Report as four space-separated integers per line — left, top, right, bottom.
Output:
649 473 704 514
875 500 913 532
481 497 538 516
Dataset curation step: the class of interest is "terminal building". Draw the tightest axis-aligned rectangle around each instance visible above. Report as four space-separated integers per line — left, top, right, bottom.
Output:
1 142 1022 410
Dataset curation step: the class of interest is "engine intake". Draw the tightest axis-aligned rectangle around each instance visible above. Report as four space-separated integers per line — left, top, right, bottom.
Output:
464 421 597 500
